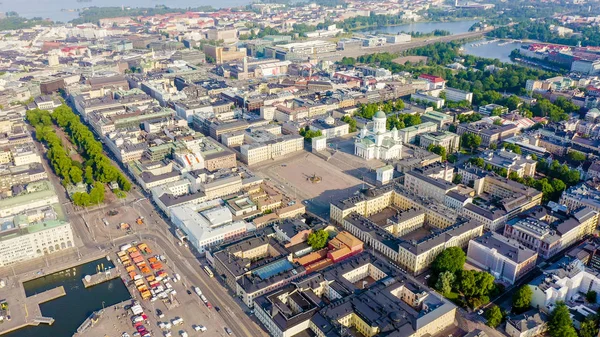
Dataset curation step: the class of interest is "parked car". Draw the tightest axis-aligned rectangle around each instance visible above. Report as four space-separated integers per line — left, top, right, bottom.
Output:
225 327 233 335
156 309 164 318
194 325 207 332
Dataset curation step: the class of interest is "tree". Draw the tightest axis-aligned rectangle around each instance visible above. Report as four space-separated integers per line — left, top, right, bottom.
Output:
512 285 533 313
485 306 503 328
427 144 447 161
461 133 481 153
89 182 105 205
69 166 83 184
435 271 455 295
586 290 597 303
579 316 599 337
299 126 322 140
567 151 586 162
452 174 462 184
490 107 504 117
469 157 485 168
431 247 466 274
548 302 578 337
307 230 329 250
457 270 495 298
118 174 132 192
84 166 94 184
342 116 357 132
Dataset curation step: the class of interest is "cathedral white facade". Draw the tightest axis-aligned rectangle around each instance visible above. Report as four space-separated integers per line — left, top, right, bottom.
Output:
354 110 403 160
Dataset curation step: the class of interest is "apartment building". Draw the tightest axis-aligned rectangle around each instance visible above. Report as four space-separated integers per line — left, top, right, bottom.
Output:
467 232 538 284
420 111 454 129
343 212 483 275
473 175 543 218
203 45 247 64
457 122 519 147
444 87 473 103
404 167 457 203
0 220 74 267
398 122 438 144
0 163 47 193
129 161 181 191
240 135 304 166
211 236 306 307
529 258 600 313
0 180 60 218
505 309 548 337
559 180 600 225
411 92 445 109
10 144 41 166
504 206 598 259
308 115 349 139
264 40 336 61
254 252 457 337
481 149 537 178
478 103 509 116
419 131 460 153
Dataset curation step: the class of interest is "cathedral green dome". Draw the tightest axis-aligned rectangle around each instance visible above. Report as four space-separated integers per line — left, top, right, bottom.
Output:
374 110 386 119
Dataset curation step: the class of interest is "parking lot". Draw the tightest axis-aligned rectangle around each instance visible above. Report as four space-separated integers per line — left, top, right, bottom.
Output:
85 242 233 337
253 152 366 219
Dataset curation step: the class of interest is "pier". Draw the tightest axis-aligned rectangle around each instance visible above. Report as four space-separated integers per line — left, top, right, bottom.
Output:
33 316 55 325
30 285 67 304
82 269 119 288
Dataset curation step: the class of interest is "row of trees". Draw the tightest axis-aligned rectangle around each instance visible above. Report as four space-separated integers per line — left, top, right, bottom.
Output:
355 99 405 119
27 106 131 206
490 21 600 47
299 127 322 140
387 113 421 130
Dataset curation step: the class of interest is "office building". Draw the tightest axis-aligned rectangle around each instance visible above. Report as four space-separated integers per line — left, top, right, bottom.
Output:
529 258 600 313
467 232 537 284
419 131 460 153
0 220 74 267
504 206 598 259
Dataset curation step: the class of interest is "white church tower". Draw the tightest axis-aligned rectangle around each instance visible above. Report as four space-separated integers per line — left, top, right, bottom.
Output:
372 110 387 134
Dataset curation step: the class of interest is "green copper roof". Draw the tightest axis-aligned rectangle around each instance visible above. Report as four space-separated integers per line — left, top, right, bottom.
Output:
374 110 386 119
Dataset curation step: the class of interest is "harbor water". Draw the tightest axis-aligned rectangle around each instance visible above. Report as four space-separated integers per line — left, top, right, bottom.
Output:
461 38 525 63
3 258 131 337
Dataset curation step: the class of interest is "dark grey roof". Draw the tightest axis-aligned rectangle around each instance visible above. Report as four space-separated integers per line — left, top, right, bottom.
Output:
473 232 537 264
507 309 548 333
139 170 180 183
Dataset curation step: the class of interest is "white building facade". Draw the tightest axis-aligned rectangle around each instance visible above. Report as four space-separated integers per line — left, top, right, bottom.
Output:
354 110 402 160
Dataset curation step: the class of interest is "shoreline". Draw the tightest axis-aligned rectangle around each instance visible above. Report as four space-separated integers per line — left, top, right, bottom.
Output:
351 18 480 33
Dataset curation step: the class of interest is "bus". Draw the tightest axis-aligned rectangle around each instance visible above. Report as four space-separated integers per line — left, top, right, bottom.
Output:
203 266 214 278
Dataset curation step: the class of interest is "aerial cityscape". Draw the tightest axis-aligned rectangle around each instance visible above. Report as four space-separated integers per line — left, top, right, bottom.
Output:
2 0 600 337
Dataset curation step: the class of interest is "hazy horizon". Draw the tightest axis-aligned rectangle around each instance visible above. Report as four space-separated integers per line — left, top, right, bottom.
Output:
0 0 251 22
